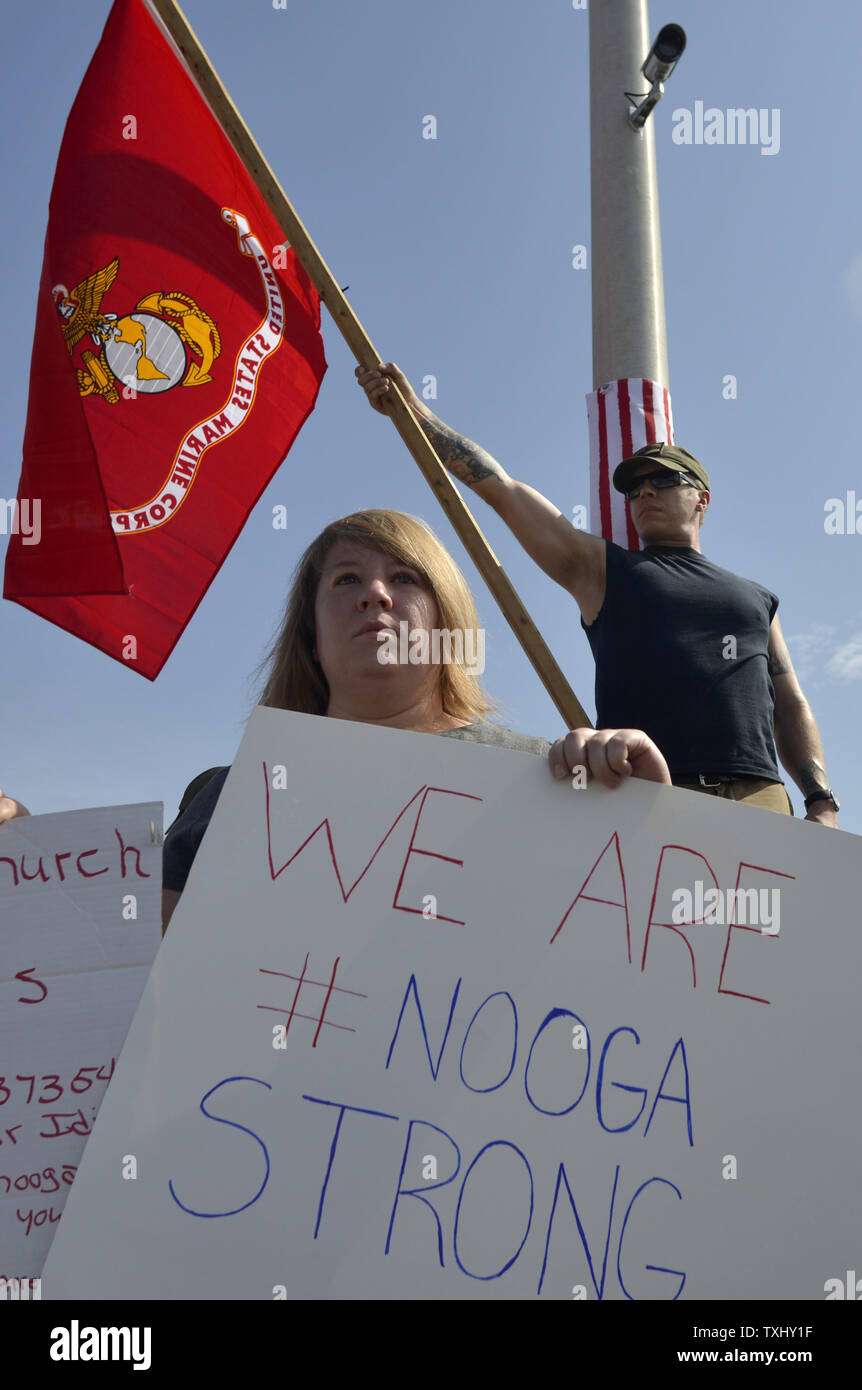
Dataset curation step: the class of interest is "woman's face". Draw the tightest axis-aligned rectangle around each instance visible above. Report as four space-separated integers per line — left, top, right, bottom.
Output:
313 540 443 702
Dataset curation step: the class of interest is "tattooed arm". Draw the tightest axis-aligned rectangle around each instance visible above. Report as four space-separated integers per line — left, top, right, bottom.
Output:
355 362 606 620
768 616 837 826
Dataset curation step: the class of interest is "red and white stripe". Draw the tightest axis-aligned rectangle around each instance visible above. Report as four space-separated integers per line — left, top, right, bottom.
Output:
586 379 674 548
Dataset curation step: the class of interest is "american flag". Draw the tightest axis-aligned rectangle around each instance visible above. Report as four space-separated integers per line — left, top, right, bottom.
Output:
587 379 674 548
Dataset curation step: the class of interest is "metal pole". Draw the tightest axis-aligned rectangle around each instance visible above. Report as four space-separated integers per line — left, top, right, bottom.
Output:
147 0 591 729
589 0 670 390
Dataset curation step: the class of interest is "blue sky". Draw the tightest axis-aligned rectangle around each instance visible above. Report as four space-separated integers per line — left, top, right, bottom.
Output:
2 0 860 834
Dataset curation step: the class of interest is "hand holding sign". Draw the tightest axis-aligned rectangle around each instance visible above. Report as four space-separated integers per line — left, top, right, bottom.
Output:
0 788 30 824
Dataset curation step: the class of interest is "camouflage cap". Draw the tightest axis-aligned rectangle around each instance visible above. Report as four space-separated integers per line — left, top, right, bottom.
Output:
613 442 710 494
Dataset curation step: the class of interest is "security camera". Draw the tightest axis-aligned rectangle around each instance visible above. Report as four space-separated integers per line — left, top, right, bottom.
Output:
628 23 687 130
642 24 686 85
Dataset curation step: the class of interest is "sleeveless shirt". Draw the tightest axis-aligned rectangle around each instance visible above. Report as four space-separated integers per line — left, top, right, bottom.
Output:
582 541 780 781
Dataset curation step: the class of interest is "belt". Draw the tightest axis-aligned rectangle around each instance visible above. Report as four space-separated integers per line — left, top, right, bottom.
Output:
674 774 734 787
674 774 769 788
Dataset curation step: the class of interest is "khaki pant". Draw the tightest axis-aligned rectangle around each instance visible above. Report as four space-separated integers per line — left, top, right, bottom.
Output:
673 777 793 815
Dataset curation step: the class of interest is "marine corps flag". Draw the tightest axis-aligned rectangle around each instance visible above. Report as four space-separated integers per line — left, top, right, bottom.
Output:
4 0 326 678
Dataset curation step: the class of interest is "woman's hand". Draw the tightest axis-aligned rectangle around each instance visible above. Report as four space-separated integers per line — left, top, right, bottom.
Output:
0 788 30 825
549 729 671 788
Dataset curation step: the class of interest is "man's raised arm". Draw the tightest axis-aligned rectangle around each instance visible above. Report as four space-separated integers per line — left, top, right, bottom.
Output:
356 363 605 618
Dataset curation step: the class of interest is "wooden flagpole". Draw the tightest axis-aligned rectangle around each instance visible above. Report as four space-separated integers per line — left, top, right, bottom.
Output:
149 0 591 731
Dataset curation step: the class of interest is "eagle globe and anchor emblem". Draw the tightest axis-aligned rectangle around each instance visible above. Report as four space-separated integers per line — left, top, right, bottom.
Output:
53 258 221 403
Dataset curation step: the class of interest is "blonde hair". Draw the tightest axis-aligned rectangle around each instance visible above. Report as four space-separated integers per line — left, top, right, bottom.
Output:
256 509 496 721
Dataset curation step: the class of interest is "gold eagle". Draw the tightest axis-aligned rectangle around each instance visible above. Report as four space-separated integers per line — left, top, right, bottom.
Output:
60 258 120 350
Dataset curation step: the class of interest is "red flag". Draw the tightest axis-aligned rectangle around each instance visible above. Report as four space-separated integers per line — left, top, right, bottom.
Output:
4 0 326 678
586 379 674 548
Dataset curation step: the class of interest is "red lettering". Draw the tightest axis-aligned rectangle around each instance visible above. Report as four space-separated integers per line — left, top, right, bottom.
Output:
185 433 205 456
717 861 796 1005
161 493 176 511
171 472 191 489
54 851 72 882
39 1111 91 1139
255 333 272 351
248 342 264 359
16 1207 62 1237
150 503 165 521
211 411 232 434
231 395 250 411
133 511 149 529
241 357 258 374
202 424 220 445
76 849 108 877
549 831 631 962
392 787 482 925
20 857 49 883
115 513 130 530
265 762 431 900
0 857 19 886
15 969 47 1004
641 845 719 987
114 827 150 880
269 319 282 336
234 384 252 400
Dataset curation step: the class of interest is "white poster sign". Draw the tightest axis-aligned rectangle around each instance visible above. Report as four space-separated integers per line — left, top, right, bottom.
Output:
42 711 862 1299
0 804 161 1278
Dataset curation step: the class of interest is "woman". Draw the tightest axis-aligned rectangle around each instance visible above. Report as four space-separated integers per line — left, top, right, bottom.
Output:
158 508 670 931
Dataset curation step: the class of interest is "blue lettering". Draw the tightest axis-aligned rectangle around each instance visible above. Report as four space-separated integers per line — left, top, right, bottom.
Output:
643 1038 693 1146
538 1162 619 1298
525 1008 590 1115
453 1141 533 1280
386 974 461 1080
302 1095 399 1238
596 1027 648 1133
459 992 517 1093
168 1076 271 1218
617 1176 685 1299
385 1119 461 1266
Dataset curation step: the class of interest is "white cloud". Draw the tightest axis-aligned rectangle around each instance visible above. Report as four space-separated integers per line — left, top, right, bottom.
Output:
785 626 835 682
825 633 862 681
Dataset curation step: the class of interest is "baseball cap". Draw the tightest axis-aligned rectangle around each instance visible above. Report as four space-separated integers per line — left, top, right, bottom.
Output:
612 443 710 494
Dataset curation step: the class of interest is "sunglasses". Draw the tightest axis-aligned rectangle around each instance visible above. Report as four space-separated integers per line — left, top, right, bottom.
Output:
624 470 699 502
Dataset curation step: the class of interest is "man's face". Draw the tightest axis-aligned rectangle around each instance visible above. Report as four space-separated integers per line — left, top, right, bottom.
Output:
627 464 708 542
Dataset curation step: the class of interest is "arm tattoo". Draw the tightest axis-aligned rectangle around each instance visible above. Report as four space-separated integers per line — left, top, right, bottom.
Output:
767 649 791 678
796 758 829 796
417 412 506 489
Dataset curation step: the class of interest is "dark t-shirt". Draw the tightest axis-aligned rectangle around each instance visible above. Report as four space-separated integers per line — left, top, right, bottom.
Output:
582 541 780 781
162 719 551 892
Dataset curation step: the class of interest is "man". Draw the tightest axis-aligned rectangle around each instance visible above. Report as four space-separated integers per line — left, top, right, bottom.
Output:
357 363 838 827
